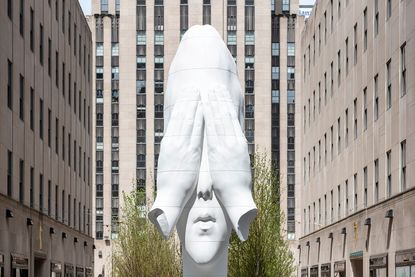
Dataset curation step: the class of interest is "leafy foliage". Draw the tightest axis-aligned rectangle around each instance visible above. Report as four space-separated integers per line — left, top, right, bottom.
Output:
112 190 181 277
228 153 295 277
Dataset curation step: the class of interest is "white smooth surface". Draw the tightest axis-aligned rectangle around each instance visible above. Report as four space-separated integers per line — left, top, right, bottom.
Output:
148 25 257 276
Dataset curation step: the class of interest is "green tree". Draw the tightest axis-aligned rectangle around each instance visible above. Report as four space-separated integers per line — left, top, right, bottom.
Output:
112 189 181 277
228 153 295 277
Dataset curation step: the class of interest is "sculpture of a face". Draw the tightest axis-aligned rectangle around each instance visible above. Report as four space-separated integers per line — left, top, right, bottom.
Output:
176 141 232 264
148 25 257 271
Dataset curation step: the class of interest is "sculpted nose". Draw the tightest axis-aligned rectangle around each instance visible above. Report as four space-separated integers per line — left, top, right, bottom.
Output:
197 171 213 201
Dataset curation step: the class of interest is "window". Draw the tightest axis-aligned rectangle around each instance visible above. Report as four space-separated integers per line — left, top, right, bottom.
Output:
111 43 119 56
203 0 211 24
272 90 279 103
374 0 379 36
30 88 34 130
39 174 44 212
272 42 280 56
330 61 334 96
29 167 34 208
55 51 59 87
40 24 44 65
363 87 367 131
245 32 255 45
337 117 341 154
288 67 295 80
154 32 164 45
19 0 24 36
337 50 341 86
111 67 119 80
287 43 295 56
30 8 34 51
401 140 406 191
47 109 51 147
288 90 295 104
7 60 13 110
345 180 349 216
330 126 334 160
7 0 12 19
401 43 406 96
386 59 392 109
272 67 280 80
96 67 104 79
101 0 108 12
386 0 391 19
374 74 379 121
19 75 24 121
345 38 349 74
96 43 104 56
345 109 349 147
363 8 368 51
364 167 368 207
282 0 290 12
354 98 357 139
387 150 392 197
353 23 358 65
48 39 51 76
374 159 379 203
136 32 146 45
7 151 13 197
354 173 358 211
39 99 44 139
55 118 59 155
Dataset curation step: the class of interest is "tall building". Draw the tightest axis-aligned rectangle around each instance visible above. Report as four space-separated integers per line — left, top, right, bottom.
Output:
0 0 94 276
89 0 304 275
299 0 415 276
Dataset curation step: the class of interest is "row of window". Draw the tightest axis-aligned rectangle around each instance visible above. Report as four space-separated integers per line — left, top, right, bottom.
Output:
304 140 406 235
5 150 91 233
7 59 91 136
6 63 90 178
7 0 91 83
304 42 407 134
305 0 397 81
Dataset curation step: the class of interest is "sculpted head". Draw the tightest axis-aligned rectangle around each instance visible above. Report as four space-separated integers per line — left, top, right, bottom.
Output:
148 25 257 269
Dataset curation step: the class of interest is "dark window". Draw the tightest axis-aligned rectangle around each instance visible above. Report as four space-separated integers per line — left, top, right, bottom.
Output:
39 174 44 212
30 167 34 208
55 118 59 155
203 0 211 25
55 51 59 87
7 60 13 110
48 109 51 147
7 0 13 19
39 99 44 139
48 39 51 76
19 159 24 203
19 0 24 36
30 88 34 130
48 180 51 216
7 151 13 197
40 24 44 65
30 8 34 51
19 74 24 121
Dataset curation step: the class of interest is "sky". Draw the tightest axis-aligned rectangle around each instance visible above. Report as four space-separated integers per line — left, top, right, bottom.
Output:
79 0 91 15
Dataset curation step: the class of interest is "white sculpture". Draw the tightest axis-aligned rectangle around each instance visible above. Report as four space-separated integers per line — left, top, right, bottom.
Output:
148 25 257 277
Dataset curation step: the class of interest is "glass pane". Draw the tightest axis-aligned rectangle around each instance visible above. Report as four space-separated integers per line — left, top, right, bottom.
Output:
396 266 410 277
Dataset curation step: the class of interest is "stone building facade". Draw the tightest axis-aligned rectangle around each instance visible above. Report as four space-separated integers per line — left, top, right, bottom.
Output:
0 0 94 275
299 0 415 276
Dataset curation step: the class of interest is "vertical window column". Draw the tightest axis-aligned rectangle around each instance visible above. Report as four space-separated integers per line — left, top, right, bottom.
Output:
245 0 255 156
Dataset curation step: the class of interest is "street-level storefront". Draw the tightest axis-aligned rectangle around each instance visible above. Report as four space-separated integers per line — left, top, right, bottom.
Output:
298 189 415 277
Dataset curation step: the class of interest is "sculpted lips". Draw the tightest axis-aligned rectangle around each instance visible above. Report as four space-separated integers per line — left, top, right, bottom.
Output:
194 214 216 232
